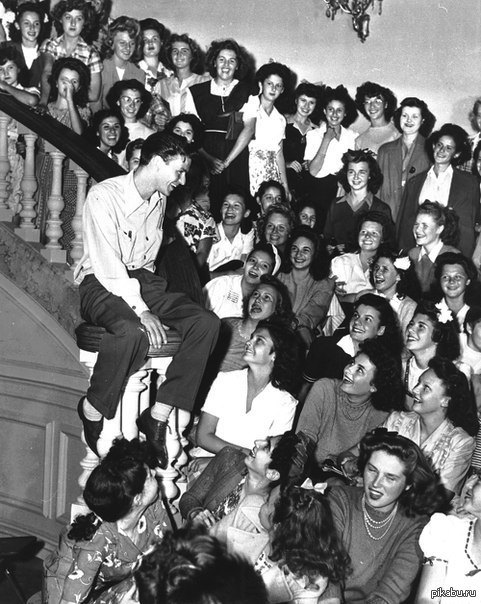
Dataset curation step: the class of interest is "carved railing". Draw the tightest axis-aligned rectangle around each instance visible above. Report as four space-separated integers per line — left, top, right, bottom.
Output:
0 94 190 512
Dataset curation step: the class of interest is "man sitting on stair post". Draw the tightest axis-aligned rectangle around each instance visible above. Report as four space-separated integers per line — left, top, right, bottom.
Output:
73 132 220 467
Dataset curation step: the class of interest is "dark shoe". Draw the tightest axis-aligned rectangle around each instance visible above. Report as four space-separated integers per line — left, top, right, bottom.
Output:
137 408 168 469
77 397 103 457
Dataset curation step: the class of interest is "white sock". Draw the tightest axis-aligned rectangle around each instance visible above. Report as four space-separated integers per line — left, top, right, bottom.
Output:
83 399 102 421
151 402 173 422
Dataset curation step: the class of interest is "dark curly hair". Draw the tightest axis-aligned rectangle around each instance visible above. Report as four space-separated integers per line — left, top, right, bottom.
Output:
283 225 331 280
358 339 404 411
51 0 96 42
136 524 267 604
432 251 479 306
393 97 436 138
410 299 460 360
355 81 397 122
164 113 204 152
163 32 204 75
269 431 314 489
295 200 321 233
101 15 143 63
255 320 303 396
269 484 351 584
371 244 422 302
9 2 49 45
428 357 478 436
321 85 358 128
106 79 152 120
49 57 90 107
289 81 325 125
140 18 167 51
352 209 396 252
358 428 450 516
67 438 158 542
255 61 293 110
337 148 383 194
415 201 460 247
205 38 250 81
87 108 129 153
255 179 288 217
352 293 405 359
427 123 472 166
244 274 294 326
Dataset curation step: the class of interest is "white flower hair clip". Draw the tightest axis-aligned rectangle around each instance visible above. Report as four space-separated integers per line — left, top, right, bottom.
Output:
435 300 453 324
393 256 411 271
300 478 328 494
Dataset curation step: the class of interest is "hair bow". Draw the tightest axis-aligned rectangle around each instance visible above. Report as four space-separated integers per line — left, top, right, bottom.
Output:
300 478 328 494
435 300 453 324
393 255 411 271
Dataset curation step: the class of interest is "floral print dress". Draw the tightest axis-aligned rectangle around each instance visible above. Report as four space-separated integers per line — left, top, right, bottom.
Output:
43 500 169 603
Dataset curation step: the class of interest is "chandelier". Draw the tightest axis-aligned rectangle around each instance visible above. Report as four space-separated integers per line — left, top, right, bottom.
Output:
323 0 384 43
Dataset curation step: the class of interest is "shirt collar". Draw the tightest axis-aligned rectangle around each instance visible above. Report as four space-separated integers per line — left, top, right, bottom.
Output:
427 164 453 181
337 191 374 208
418 239 444 262
124 170 161 216
210 78 239 96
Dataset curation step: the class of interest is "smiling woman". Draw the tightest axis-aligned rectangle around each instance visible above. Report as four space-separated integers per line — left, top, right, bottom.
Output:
296 339 404 467
193 321 302 461
278 226 334 346
321 428 449 604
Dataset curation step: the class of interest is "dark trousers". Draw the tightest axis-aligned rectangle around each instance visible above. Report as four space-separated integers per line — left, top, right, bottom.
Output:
79 270 220 419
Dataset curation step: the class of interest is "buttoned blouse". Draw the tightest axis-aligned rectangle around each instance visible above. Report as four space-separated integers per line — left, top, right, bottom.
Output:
383 411 474 494
74 171 163 316
241 95 286 151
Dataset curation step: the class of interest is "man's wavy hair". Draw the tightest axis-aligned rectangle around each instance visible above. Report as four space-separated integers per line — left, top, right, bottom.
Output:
358 428 451 516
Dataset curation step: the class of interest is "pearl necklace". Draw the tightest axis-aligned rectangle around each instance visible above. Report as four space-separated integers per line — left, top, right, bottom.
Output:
362 495 398 541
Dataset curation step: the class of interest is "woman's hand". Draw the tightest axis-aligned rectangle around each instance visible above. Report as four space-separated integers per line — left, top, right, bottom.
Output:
188 457 211 476
210 157 225 174
287 160 302 173
191 509 217 528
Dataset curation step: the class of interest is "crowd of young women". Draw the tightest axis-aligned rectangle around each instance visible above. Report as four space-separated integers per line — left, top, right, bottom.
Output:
5 0 480 602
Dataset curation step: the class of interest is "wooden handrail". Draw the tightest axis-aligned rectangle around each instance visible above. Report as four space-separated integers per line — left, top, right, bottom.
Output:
0 91 125 182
